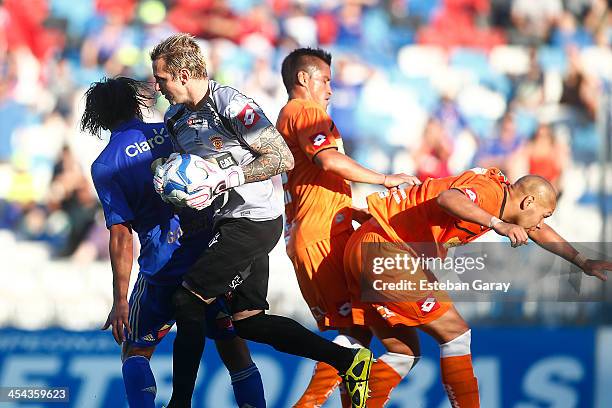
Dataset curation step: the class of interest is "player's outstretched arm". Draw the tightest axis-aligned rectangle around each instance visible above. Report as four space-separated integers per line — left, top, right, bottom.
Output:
314 149 420 187
242 125 295 183
102 222 134 344
437 189 529 247
529 224 609 281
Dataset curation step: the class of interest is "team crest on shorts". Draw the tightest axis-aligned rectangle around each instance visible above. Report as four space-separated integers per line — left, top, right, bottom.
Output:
209 135 224 150
337 301 352 317
376 305 396 320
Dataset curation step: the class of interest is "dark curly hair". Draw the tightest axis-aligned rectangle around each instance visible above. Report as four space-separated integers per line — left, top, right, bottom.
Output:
80 77 154 138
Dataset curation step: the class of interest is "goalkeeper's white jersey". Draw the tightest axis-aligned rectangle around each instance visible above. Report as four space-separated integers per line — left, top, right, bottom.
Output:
164 80 282 222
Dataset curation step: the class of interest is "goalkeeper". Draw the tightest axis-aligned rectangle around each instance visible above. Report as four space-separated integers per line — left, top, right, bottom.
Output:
83 77 266 408
151 33 374 408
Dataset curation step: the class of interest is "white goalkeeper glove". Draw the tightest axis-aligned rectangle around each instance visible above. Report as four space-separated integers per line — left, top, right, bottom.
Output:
182 161 245 210
152 153 188 206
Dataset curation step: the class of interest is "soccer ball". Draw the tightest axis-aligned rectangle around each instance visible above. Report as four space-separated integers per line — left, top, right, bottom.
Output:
159 154 212 206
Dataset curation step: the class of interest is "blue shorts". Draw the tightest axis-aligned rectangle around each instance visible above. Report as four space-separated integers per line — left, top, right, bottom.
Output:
126 274 235 348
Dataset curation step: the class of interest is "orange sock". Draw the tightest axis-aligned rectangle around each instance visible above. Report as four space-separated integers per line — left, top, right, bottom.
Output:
338 382 352 408
293 362 342 407
440 355 480 408
368 353 418 408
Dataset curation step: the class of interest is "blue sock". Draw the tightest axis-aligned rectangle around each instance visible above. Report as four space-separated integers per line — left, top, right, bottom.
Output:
122 355 156 408
230 363 266 408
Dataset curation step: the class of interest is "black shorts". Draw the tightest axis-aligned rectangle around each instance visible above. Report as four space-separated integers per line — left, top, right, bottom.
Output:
183 216 282 314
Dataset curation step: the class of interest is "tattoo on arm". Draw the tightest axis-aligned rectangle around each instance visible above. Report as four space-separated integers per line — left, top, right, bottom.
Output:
242 125 294 183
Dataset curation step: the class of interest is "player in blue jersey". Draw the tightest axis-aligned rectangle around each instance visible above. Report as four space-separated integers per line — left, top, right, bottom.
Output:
82 77 266 408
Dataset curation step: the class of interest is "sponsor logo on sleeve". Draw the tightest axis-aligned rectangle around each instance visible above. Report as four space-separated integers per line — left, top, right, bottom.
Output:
469 167 488 175
464 188 477 203
237 104 260 129
309 133 330 148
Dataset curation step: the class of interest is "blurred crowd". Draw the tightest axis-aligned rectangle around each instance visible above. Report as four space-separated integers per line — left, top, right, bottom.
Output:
0 0 610 262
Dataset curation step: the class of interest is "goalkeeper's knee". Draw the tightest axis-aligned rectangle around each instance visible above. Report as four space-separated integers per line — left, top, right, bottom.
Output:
172 286 207 325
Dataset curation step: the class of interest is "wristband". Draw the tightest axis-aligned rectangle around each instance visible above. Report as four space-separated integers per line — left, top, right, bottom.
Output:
488 216 503 228
573 252 587 267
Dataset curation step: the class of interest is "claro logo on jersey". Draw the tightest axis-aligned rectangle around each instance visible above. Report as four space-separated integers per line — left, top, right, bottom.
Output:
237 104 260 129
125 128 169 157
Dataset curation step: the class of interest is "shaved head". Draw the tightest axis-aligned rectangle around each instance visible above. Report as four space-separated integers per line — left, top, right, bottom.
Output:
514 175 557 208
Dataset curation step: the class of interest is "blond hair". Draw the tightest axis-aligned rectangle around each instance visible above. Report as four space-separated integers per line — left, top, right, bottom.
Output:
150 34 207 79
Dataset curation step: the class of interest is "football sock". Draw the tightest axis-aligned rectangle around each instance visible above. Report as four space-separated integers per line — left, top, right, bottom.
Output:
440 330 479 408
233 313 355 373
230 363 266 408
293 362 341 407
294 334 363 408
168 287 207 408
368 353 419 407
122 355 156 408
339 381 352 408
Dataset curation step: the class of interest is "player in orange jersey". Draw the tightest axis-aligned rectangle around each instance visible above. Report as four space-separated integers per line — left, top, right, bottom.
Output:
277 47 420 407
344 167 610 407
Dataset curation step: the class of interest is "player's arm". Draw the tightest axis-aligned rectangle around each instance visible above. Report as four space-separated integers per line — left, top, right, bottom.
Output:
314 149 420 187
437 189 529 247
91 162 136 343
529 223 609 281
223 93 294 183
103 222 134 344
242 125 295 183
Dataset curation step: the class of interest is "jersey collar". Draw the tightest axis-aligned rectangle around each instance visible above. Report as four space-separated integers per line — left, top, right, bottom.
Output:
111 118 143 136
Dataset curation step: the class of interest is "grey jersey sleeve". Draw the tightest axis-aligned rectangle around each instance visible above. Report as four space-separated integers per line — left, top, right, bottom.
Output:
217 86 274 148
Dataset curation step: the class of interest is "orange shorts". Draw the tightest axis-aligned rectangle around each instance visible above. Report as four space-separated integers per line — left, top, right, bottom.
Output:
288 229 354 330
344 219 452 328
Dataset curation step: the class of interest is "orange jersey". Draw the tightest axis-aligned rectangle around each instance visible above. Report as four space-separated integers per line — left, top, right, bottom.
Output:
276 98 353 249
366 167 510 258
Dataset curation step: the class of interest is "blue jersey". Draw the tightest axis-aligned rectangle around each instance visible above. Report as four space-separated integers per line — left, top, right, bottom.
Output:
91 118 210 285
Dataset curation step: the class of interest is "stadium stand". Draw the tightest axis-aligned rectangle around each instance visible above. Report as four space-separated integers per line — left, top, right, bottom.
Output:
0 0 610 330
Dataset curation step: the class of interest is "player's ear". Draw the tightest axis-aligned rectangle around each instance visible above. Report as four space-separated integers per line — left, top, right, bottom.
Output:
297 70 309 87
520 195 535 210
178 69 190 84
